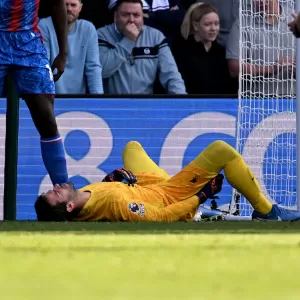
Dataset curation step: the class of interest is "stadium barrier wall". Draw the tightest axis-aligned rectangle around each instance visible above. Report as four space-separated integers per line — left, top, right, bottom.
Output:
0 96 295 220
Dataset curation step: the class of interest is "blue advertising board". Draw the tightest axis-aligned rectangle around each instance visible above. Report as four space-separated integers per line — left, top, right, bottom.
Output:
0 97 296 219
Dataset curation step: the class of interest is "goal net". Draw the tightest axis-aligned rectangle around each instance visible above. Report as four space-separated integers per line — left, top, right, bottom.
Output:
231 0 297 216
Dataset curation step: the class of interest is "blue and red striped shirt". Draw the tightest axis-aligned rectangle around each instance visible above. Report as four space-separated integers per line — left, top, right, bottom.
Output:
0 0 40 32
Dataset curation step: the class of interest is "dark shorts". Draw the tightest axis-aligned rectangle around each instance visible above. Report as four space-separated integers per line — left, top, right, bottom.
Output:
0 30 55 95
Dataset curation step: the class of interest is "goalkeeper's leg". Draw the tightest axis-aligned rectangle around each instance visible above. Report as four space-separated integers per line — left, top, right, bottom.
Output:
193 140 272 214
122 141 170 185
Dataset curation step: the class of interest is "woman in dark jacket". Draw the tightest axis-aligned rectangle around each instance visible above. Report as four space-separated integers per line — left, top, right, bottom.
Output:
172 2 237 95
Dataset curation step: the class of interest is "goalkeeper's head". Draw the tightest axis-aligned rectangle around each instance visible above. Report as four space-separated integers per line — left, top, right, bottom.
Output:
35 182 78 222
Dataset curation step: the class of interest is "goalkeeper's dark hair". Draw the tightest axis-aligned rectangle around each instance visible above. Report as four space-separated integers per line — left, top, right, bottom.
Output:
34 194 68 222
113 0 143 11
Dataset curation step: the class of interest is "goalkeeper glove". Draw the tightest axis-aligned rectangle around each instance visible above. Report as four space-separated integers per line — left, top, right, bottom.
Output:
196 174 224 204
102 168 137 186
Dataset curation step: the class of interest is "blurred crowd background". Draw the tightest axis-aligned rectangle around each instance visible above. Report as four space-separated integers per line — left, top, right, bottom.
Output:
37 0 292 96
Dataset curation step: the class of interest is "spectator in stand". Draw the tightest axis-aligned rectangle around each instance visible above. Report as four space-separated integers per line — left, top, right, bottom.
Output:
39 0 103 94
109 0 148 10
144 0 185 47
110 0 185 47
196 0 239 47
99 0 186 94
226 0 295 97
172 2 237 95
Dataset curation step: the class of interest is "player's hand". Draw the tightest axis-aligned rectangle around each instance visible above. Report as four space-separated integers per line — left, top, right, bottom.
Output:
123 23 140 42
51 53 67 82
196 174 224 204
102 168 137 186
288 12 300 37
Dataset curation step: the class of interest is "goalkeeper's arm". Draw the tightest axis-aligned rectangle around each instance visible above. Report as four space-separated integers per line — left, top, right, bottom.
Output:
112 195 200 222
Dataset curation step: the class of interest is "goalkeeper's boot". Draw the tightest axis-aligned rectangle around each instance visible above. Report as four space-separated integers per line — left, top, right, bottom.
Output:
193 206 224 222
252 205 300 221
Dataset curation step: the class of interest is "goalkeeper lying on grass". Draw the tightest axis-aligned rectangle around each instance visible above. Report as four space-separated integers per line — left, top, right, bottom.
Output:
35 140 300 222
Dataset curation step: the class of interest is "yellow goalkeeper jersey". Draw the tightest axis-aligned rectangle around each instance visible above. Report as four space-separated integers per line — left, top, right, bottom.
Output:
73 162 215 222
73 181 199 222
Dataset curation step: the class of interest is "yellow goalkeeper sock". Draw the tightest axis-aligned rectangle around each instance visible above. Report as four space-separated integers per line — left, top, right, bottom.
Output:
122 141 170 179
224 156 272 214
193 140 272 214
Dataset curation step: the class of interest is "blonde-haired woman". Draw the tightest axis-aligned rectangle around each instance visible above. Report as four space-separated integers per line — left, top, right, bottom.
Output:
172 3 237 94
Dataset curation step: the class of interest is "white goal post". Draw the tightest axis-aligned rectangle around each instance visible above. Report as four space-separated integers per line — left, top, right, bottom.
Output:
296 0 300 212
231 0 300 216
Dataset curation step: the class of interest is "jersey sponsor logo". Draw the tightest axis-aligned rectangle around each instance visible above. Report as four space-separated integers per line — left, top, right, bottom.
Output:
128 202 145 217
132 46 159 59
190 175 200 183
128 202 140 214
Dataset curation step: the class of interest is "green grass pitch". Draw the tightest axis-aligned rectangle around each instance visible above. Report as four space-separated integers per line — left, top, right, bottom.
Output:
1 221 300 300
